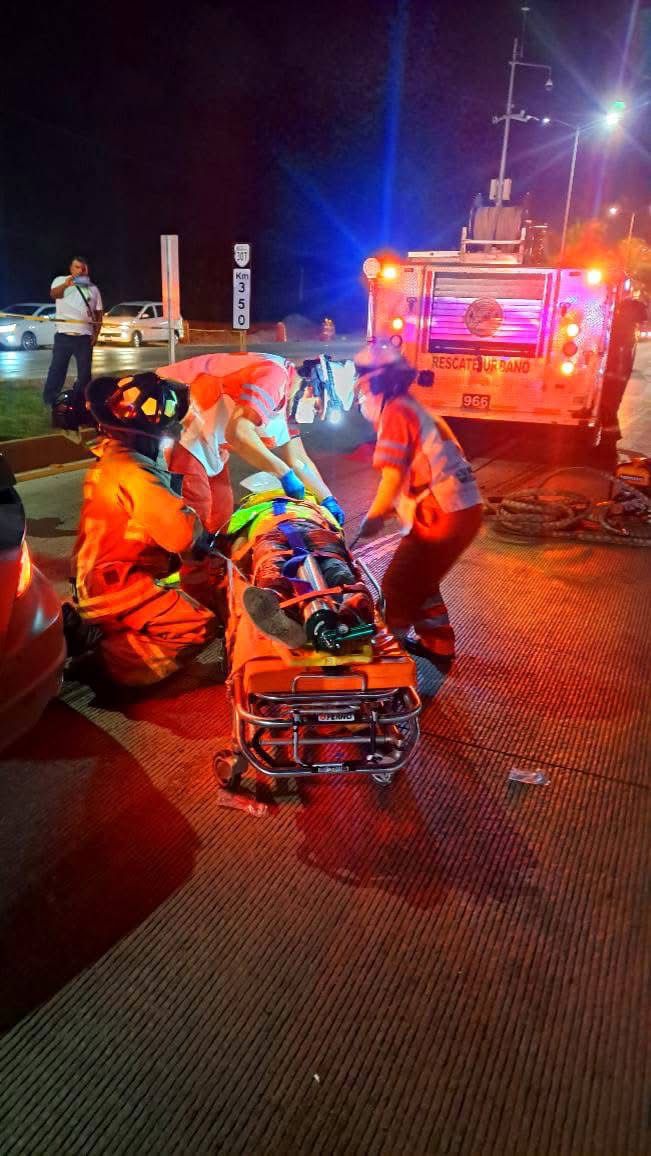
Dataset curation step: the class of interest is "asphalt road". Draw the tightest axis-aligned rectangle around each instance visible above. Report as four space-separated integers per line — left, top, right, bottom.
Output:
2 381 649 1153
0 339 360 384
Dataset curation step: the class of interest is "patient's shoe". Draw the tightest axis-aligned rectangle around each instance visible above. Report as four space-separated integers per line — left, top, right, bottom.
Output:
242 587 307 649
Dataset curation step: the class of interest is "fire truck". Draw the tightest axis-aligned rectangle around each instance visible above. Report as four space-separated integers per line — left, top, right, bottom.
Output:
363 222 625 441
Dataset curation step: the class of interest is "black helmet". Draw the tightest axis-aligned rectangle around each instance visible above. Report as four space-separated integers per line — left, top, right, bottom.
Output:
51 387 91 431
354 344 416 400
86 373 189 437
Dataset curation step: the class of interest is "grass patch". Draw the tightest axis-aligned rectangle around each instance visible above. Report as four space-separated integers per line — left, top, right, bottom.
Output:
0 383 51 440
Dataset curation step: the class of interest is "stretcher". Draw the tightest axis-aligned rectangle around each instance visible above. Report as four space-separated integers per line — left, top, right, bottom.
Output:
213 493 421 790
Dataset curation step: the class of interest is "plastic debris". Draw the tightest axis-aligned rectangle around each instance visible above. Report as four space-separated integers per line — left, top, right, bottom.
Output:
216 787 269 816
507 767 549 786
313 1074 321 1084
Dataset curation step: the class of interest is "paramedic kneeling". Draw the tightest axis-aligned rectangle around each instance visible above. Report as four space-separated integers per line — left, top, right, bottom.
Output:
355 346 482 671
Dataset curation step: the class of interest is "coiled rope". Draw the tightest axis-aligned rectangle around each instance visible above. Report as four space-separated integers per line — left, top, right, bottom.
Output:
487 466 651 547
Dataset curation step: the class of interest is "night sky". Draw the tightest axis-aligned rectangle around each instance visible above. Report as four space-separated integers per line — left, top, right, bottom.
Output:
2 0 649 327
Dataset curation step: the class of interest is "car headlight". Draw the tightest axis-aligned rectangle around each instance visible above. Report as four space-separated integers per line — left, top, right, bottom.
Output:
0 323 17 333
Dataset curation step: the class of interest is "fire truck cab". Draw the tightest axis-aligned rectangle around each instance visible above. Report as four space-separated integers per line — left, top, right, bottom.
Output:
365 230 623 438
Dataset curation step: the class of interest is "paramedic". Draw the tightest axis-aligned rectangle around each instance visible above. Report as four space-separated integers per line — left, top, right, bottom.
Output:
355 346 483 670
156 352 345 608
157 352 344 524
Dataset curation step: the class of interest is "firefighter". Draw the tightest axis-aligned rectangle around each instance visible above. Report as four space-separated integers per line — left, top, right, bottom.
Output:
67 372 218 687
355 346 483 670
599 291 648 447
156 352 345 607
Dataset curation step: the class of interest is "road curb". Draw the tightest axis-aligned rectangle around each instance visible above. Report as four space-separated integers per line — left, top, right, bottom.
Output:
0 432 94 477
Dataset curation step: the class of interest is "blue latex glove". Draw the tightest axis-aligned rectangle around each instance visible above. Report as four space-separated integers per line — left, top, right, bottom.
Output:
321 495 346 525
280 469 305 500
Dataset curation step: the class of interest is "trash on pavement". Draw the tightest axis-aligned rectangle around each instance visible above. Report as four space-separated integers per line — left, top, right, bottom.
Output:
507 767 550 786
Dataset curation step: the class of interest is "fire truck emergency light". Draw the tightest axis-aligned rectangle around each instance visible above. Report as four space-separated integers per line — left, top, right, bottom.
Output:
586 268 603 285
381 265 399 281
391 317 404 331
560 361 576 376
566 322 580 338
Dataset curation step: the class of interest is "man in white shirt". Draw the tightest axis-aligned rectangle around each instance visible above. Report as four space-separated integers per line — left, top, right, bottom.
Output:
43 256 103 410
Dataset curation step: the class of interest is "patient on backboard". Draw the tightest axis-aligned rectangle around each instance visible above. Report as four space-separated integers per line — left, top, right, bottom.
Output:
224 491 374 653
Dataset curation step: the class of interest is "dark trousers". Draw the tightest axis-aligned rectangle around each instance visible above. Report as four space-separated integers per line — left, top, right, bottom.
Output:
43 333 93 405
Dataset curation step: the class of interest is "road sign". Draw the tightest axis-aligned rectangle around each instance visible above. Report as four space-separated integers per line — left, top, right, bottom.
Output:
233 268 251 330
234 243 251 268
160 234 180 363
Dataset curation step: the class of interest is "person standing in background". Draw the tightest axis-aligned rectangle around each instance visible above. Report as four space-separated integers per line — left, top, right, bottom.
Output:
43 256 103 417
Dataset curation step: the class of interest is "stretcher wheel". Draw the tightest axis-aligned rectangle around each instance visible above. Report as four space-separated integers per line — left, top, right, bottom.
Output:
213 753 243 792
371 771 395 787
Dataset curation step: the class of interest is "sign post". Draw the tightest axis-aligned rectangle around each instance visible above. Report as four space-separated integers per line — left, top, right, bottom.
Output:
233 243 251 353
160 235 180 364
362 256 381 343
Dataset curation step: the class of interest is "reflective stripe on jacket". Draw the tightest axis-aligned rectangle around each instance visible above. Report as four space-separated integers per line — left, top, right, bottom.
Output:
73 439 201 619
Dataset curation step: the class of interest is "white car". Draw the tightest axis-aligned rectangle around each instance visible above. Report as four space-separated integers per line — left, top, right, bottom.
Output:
0 303 57 350
99 301 183 348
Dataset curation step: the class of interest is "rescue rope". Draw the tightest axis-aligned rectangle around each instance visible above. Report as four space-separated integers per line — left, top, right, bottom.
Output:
487 466 651 547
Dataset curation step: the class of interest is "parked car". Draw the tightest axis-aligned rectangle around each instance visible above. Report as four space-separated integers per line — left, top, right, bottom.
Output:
99 301 183 348
0 455 65 753
0 303 57 350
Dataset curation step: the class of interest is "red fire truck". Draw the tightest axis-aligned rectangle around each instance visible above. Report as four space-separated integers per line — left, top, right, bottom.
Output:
363 229 626 442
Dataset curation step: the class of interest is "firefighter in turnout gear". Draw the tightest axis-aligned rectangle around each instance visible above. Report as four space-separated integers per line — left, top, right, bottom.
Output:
355 346 482 670
68 373 217 686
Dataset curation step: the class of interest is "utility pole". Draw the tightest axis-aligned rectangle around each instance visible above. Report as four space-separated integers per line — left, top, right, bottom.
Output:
496 39 519 206
560 127 581 260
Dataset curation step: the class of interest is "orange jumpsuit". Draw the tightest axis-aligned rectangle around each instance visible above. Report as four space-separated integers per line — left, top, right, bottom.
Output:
73 439 216 686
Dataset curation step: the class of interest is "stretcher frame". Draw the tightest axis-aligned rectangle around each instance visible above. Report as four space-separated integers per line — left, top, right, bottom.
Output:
216 556 421 788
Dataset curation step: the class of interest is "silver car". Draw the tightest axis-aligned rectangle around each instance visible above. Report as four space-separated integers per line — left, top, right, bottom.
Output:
0 303 57 350
99 301 184 347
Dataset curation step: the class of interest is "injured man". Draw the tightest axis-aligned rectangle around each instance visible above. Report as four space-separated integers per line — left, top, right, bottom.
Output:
222 490 376 654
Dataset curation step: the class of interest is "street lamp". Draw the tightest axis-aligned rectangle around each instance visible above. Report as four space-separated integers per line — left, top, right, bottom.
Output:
537 107 625 259
607 203 640 270
493 26 553 205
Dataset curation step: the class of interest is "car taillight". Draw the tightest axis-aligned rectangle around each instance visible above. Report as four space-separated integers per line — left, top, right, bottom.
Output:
16 541 32 597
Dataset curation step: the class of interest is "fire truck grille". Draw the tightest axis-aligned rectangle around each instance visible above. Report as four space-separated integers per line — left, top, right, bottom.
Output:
429 271 548 358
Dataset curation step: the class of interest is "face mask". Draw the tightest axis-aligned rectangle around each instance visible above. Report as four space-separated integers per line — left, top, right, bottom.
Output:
263 409 290 445
359 389 383 426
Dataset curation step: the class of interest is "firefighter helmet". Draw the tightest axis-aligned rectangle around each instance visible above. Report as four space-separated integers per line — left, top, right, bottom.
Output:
354 344 415 399
86 373 189 436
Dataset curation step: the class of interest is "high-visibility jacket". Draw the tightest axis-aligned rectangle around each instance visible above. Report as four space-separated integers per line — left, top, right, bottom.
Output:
373 392 481 535
73 439 202 621
157 353 297 476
